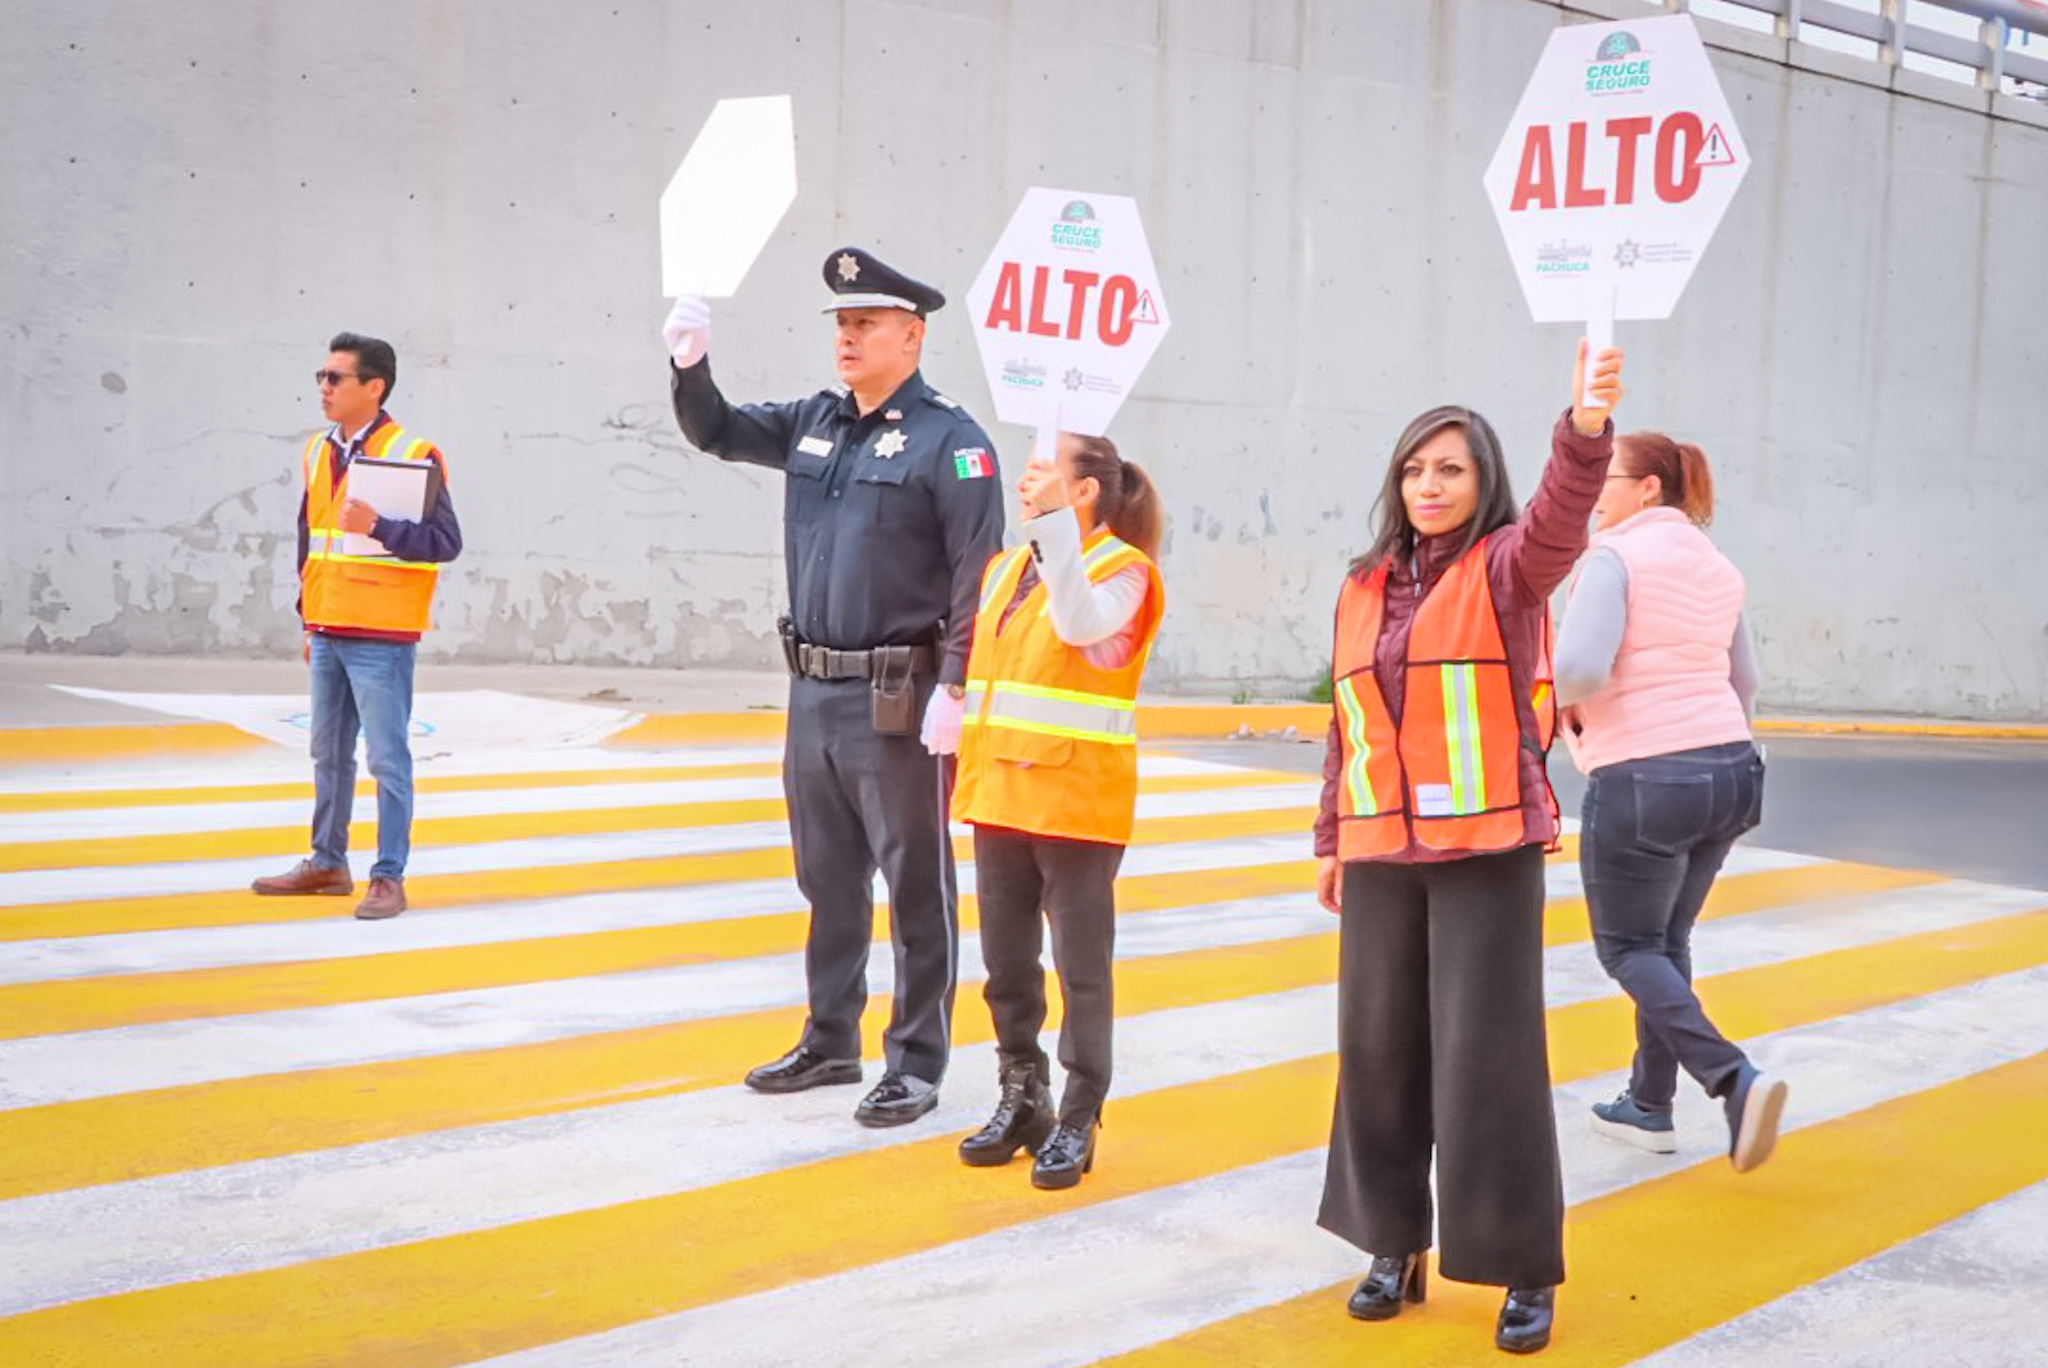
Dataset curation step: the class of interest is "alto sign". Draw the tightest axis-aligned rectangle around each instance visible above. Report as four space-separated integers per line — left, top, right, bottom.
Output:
1482 14 1748 333
967 188 1171 438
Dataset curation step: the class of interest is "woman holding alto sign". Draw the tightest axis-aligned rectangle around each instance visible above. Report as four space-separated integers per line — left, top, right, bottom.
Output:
1555 433 1785 1172
936 431 1164 1190
1312 341 1623 1355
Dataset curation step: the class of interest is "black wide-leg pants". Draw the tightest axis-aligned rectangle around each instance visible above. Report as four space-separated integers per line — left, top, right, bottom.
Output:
1317 844 1566 1289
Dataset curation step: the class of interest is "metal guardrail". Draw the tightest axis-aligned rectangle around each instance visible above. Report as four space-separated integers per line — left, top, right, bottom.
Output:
1672 0 2048 95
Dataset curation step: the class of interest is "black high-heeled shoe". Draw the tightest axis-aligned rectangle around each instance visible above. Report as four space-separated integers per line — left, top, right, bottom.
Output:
1345 1251 1426 1321
1496 1286 1555 1354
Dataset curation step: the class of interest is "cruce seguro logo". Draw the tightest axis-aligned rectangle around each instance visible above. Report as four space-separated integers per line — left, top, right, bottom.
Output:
1586 30 1650 95
1052 199 1103 250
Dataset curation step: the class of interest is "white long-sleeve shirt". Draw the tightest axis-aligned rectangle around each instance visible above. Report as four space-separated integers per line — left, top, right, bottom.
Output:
1019 507 1150 670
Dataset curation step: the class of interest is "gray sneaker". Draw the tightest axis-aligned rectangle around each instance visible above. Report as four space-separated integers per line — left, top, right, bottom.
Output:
1590 1091 1678 1154
1726 1066 1789 1173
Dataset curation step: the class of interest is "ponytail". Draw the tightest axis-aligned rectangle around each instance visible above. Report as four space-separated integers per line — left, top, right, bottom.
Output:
1674 441 1714 526
1617 430 1715 526
1069 435 1164 560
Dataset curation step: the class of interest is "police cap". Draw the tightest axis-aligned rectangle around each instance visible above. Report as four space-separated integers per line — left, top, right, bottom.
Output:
820 246 946 316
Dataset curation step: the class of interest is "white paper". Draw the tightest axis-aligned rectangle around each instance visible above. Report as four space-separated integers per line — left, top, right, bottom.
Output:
659 96 797 298
341 459 430 558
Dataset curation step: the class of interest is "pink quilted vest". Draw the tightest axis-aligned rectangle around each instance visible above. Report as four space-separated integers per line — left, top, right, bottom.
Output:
1563 506 1751 773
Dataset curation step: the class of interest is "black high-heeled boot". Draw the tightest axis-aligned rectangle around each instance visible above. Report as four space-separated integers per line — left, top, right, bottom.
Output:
1496 1286 1555 1354
958 1063 1053 1167
1345 1251 1427 1321
1029 1119 1097 1190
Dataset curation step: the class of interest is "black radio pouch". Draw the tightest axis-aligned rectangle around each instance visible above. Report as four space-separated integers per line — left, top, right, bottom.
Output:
776 615 803 675
870 645 918 735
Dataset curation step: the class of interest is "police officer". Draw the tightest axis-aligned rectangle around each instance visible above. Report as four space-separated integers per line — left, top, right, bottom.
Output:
663 248 1005 1126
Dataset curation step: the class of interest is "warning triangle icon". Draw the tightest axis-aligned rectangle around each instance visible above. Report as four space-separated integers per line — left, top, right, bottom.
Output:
1133 290 1161 325
1697 123 1738 167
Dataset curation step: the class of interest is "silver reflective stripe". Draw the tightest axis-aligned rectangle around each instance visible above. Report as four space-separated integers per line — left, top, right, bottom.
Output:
979 681 1135 745
978 549 1029 615
305 529 437 573
1081 535 1132 571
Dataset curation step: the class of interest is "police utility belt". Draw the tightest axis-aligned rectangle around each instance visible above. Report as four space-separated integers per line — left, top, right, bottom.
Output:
778 616 933 736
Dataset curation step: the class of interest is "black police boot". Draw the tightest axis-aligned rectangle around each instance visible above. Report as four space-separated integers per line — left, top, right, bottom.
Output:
1030 1119 1097 1190
958 1063 1054 1167
1496 1286 1555 1354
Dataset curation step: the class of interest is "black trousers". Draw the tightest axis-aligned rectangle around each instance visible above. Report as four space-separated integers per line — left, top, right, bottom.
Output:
783 675 958 1083
1317 844 1566 1289
1581 740 1765 1108
972 823 1124 1126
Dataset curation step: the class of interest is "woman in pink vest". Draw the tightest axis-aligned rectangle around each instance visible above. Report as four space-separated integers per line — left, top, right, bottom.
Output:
1556 432 1787 1173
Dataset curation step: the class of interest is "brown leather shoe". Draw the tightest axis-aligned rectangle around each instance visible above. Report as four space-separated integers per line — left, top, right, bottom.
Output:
354 877 407 920
251 860 352 897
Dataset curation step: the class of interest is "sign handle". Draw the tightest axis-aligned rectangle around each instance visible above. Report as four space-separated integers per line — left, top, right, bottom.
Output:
1032 396 1064 471
1583 280 1617 371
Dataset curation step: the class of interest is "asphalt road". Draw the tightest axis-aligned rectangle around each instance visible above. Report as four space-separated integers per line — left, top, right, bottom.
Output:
1171 734 2048 894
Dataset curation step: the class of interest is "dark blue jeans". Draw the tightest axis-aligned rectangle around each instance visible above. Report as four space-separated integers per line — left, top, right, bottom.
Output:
308 633 417 881
1579 740 1764 1109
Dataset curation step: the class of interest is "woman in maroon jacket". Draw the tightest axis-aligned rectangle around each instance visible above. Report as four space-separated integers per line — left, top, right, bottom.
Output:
1312 342 1623 1356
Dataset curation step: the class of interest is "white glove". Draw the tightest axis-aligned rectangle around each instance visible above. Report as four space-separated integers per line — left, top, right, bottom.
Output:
921 686 966 756
662 295 711 368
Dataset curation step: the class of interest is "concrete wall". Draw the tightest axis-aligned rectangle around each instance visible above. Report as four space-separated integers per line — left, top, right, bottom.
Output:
4 0 2044 718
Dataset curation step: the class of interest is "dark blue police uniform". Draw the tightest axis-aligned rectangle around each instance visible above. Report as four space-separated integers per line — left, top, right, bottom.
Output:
669 248 1005 1121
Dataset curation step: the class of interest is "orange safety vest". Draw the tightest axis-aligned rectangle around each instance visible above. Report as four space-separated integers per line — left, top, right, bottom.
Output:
952 529 1166 845
1331 541 1558 860
301 423 447 636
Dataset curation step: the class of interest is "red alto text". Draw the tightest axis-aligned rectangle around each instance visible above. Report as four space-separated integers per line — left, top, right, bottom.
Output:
1509 113 1711 211
983 263 1140 345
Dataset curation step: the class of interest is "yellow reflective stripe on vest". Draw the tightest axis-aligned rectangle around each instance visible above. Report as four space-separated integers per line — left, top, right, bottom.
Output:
1436 662 1487 816
1333 675 1377 817
979 679 1136 745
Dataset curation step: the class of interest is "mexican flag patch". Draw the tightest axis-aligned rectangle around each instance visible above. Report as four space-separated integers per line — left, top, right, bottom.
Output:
953 447 995 480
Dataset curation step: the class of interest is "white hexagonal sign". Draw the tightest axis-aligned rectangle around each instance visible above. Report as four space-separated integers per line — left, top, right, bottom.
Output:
966 188 1172 438
1482 14 1748 331
659 96 797 298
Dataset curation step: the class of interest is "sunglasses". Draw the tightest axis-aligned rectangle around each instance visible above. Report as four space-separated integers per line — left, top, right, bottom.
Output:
314 370 360 387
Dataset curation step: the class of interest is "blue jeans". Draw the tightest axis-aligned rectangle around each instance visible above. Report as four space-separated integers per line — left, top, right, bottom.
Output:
308 633 417 881
1579 740 1765 1109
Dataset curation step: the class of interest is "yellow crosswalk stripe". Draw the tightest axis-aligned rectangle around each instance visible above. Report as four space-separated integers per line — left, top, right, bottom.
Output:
0 803 1324 941
0 761 783 815
1096 1048 2048 1366
0 858 1922 1041
0 797 788 874
0 769 1307 873
5 918 2046 1368
0 762 1299 817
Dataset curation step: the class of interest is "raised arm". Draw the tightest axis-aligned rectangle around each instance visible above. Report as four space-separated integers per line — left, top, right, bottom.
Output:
1497 343 1622 606
662 298 807 471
